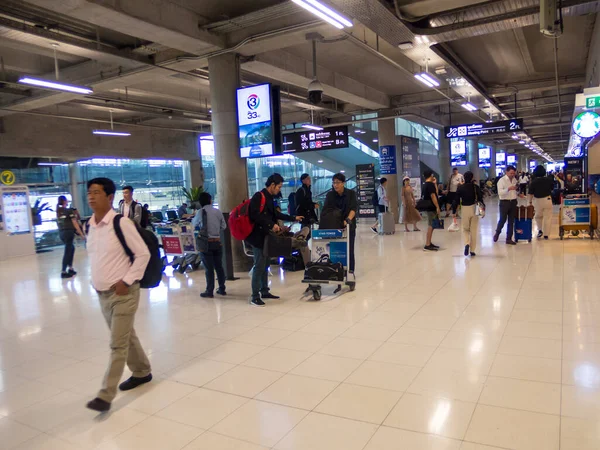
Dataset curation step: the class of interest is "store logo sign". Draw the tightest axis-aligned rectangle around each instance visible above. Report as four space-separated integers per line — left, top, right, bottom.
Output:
247 94 260 110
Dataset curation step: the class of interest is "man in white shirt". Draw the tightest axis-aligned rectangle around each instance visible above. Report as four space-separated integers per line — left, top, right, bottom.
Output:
445 168 464 217
118 185 142 225
85 177 152 412
494 166 519 245
371 177 389 233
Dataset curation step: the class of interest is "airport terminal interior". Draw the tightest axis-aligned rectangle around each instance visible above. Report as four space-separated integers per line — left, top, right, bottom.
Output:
2 0 600 449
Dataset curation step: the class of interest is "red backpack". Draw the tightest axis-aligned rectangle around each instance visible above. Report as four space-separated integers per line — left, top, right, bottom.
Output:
229 192 266 240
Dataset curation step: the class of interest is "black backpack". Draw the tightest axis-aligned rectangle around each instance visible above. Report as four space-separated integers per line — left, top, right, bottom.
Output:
113 214 163 288
288 192 296 216
372 188 379 208
140 207 150 228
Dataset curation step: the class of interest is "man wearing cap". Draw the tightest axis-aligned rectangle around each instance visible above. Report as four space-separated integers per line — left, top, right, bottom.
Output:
295 173 319 231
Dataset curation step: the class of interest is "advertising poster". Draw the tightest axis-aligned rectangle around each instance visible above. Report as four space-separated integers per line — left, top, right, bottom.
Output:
356 164 376 218
450 140 467 166
561 197 590 225
2 191 30 234
496 152 506 168
565 157 584 193
379 145 397 175
507 154 517 167
237 84 274 158
161 236 183 255
478 146 491 168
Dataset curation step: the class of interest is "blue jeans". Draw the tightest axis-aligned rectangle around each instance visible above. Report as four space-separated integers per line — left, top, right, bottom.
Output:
251 245 270 300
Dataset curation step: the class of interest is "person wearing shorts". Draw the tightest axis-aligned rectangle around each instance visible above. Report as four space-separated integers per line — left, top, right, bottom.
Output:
423 170 442 251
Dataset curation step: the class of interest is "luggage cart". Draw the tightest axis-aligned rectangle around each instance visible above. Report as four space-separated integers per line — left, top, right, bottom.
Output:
302 224 355 301
559 194 596 240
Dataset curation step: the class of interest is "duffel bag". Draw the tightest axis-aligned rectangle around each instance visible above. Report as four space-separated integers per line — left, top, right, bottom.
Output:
304 254 344 282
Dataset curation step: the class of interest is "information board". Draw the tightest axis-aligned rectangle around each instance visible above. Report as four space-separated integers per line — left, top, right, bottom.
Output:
2 191 30 234
282 126 348 153
496 152 506 168
237 83 275 158
529 160 537 171
379 145 397 175
401 136 420 178
356 164 376 218
562 197 590 225
450 140 467 167
445 119 523 138
507 154 517 167
478 146 491 168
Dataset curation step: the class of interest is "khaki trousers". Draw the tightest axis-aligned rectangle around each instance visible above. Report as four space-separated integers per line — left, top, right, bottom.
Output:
462 205 479 252
97 283 151 403
532 197 553 237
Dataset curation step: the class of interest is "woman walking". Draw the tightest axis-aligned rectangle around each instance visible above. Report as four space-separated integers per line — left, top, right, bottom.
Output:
371 177 389 234
56 196 85 278
401 177 421 232
452 171 485 256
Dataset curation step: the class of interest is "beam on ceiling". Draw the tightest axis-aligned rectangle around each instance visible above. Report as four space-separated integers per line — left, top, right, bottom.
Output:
22 0 225 55
488 76 586 97
242 50 390 110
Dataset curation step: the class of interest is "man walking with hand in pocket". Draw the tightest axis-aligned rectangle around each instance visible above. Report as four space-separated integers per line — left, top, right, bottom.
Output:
85 177 153 412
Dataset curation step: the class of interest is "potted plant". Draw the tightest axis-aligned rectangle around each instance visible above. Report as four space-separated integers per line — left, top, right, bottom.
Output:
181 186 204 210
31 199 53 226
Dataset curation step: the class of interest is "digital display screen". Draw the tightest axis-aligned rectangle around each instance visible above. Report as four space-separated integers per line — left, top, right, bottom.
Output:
282 126 348 153
478 146 491 168
507 154 517 166
2 191 30 234
450 140 467 167
237 83 274 158
529 160 537 171
496 152 506 168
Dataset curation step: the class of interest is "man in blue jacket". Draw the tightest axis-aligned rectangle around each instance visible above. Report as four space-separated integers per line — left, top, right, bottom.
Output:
245 173 303 307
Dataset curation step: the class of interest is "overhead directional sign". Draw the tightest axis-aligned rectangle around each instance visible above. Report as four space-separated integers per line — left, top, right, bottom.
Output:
445 119 524 138
282 126 348 153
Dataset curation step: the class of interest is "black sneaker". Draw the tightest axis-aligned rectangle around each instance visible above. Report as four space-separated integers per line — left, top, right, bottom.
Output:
430 243 440 249
537 231 543 239
544 236 549 240
493 233 500 243
464 244 470 256
119 374 153 391
261 292 280 300
216 288 227 296
200 291 214 298
61 271 73 279
424 245 438 252
68 268 77 276
506 240 517 245
250 298 266 307
86 397 111 412
370 226 377 234
470 252 477 257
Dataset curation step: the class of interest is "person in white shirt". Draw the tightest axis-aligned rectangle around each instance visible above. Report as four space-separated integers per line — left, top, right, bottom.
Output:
118 185 142 225
85 177 152 413
371 177 389 233
494 166 519 245
518 172 530 195
445 168 465 217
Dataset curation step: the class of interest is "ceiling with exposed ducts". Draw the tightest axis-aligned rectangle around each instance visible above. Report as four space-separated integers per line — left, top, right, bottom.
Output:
0 0 599 160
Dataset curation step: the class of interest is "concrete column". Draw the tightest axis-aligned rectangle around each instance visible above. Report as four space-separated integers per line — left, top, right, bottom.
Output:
439 135 451 182
189 159 203 189
467 139 478 179
490 145 496 178
68 163 84 213
208 53 250 271
378 117 400 223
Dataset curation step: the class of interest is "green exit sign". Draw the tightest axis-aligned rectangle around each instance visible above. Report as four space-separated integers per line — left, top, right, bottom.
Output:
586 96 600 108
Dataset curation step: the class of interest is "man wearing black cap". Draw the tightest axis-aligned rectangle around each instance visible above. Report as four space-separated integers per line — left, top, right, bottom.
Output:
295 173 319 231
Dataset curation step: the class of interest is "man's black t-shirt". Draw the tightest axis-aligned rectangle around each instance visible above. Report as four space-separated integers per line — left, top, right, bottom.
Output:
423 181 437 203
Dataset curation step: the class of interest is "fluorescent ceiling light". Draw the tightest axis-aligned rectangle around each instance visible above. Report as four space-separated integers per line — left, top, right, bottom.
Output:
18 77 93 94
38 162 67 166
302 124 323 131
519 140 525 144
340 170 345 173
414 73 436 88
461 102 477 112
512 134 519 140
317 159 324 163
291 0 352 29
372 139 378 142
93 130 131 136
200 135 214 140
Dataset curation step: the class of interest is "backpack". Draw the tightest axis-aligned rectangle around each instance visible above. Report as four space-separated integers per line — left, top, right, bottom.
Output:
288 192 296 216
113 214 163 288
372 188 379 208
229 192 266 241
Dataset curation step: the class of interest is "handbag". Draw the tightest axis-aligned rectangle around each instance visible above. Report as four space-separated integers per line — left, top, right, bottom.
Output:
474 184 486 218
304 254 344 282
432 216 445 229
264 232 293 258
416 198 435 212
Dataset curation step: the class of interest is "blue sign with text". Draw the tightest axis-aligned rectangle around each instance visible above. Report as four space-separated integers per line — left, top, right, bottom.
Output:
379 145 397 175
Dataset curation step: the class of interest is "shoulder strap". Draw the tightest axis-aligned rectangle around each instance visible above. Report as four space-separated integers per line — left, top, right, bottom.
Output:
259 192 266 213
201 208 208 233
113 214 134 264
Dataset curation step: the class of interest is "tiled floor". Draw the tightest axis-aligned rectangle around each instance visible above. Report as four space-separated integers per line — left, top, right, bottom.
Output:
1 202 600 449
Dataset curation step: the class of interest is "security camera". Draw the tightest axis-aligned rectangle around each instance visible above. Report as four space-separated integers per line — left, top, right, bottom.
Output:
308 78 324 105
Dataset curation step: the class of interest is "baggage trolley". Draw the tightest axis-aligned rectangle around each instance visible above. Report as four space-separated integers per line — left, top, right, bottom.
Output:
302 224 355 301
559 194 596 240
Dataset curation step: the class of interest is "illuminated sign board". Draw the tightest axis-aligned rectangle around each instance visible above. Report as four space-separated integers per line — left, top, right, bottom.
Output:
507 154 517 166
450 140 467 167
496 152 506 168
572 111 600 138
236 83 281 158
445 119 524 138
282 126 348 153
529 160 537 171
478 146 491 168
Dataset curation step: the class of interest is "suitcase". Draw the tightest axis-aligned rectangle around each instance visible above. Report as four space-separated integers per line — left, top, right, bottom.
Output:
378 209 395 235
515 206 533 242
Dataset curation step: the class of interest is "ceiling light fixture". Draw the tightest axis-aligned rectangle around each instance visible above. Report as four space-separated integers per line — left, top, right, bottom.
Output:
302 124 323 131
414 73 440 88
291 0 352 29
93 109 131 137
461 102 477 112
38 162 67 166
373 139 378 142
317 159 324 163
18 44 93 95
519 140 525 144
